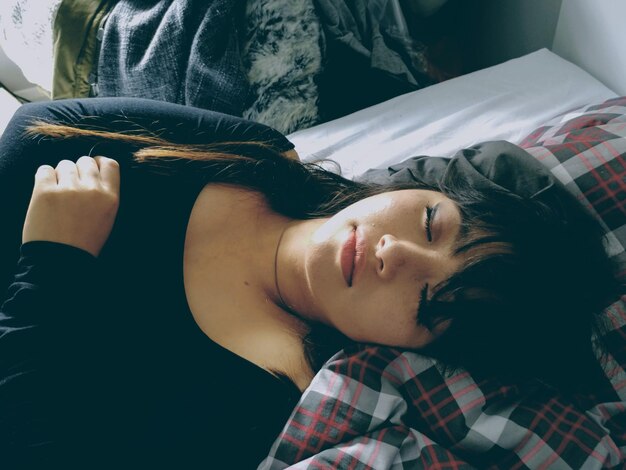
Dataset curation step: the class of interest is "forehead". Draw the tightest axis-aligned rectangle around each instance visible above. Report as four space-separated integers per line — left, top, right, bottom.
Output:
386 188 446 201
358 188 452 211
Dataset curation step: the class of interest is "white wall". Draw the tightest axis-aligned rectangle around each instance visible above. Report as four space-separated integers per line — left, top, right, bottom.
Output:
552 0 626 95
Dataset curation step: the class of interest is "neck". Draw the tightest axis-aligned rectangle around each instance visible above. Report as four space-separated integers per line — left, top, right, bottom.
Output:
252 214 297 310
270 218 327 323
188 185 323 322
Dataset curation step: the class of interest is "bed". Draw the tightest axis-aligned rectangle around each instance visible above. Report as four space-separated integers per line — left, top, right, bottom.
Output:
1 2 625 469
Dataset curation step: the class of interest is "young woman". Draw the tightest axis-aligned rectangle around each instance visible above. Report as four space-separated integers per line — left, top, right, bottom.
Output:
0 98 619 468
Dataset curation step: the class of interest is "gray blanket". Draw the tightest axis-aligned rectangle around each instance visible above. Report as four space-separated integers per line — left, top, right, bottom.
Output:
98 0 248 116
314 0 433 119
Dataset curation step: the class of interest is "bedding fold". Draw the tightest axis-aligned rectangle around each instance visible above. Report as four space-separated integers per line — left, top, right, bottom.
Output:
97 0 249 116
313 0 434 120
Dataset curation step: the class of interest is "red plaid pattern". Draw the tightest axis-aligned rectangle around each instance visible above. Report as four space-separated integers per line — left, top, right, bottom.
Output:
260 98 626 470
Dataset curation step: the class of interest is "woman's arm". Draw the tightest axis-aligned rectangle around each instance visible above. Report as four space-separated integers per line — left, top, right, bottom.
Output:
0 98 294 293
0 155 120 466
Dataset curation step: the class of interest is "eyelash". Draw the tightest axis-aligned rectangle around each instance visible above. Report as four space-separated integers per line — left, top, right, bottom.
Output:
424 205 433 242
416 283 430 327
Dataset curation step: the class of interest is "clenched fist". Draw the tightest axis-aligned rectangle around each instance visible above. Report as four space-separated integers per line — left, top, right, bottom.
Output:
22 156 121 258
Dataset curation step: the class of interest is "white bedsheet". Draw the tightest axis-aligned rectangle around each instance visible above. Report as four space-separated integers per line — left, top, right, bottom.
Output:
288 49 618 180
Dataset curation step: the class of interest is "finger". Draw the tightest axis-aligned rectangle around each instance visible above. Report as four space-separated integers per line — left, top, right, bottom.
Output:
55 159 79 187
34 164 57 187
94 156 120 194
76 156 100 182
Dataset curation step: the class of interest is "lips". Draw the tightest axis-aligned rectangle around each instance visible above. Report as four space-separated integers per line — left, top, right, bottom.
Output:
341 227 367 287
353 227 366 283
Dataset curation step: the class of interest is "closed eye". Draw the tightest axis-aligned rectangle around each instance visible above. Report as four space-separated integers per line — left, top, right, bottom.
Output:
424 203 441 243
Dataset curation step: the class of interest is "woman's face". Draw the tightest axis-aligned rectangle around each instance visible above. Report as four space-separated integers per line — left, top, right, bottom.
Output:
300 189 465 348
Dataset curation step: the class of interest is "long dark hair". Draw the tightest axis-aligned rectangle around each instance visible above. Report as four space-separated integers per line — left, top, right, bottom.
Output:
26 121 622 394
421 174 622 394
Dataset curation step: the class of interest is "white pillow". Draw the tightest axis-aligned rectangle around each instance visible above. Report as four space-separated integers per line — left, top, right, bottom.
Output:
288 49 618 180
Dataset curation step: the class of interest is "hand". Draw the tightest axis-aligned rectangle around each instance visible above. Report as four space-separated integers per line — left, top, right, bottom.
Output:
22 156 121 258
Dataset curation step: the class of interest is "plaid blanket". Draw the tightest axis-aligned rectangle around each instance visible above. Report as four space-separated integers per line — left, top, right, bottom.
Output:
259 97 626 470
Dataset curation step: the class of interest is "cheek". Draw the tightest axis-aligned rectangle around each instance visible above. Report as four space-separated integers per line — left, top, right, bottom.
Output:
304 241 341 312
350 281 444 348
342 194 396 220
303 242 437 348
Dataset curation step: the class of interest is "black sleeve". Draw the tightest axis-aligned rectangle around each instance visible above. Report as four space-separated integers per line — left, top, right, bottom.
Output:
9 97 295 151
0 241 102 467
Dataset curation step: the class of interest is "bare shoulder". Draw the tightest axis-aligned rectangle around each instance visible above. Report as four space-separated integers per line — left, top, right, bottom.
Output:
195 183 267 210
187 184 268 239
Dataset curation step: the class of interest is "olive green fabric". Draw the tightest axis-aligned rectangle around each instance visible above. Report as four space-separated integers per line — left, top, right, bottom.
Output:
52 0 117 99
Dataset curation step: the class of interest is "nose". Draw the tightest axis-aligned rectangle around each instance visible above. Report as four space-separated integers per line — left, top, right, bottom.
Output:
375 234 435 281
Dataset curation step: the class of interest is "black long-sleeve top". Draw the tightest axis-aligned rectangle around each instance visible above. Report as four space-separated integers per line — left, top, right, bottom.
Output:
0 98 301 469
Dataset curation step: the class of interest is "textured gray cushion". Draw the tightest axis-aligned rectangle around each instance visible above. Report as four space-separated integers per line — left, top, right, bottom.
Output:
242 0 323 134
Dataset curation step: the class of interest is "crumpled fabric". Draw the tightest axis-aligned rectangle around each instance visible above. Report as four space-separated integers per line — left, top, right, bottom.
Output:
315 0 430 86
359 140 567 206
314 0 434 119
97 0 249 116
